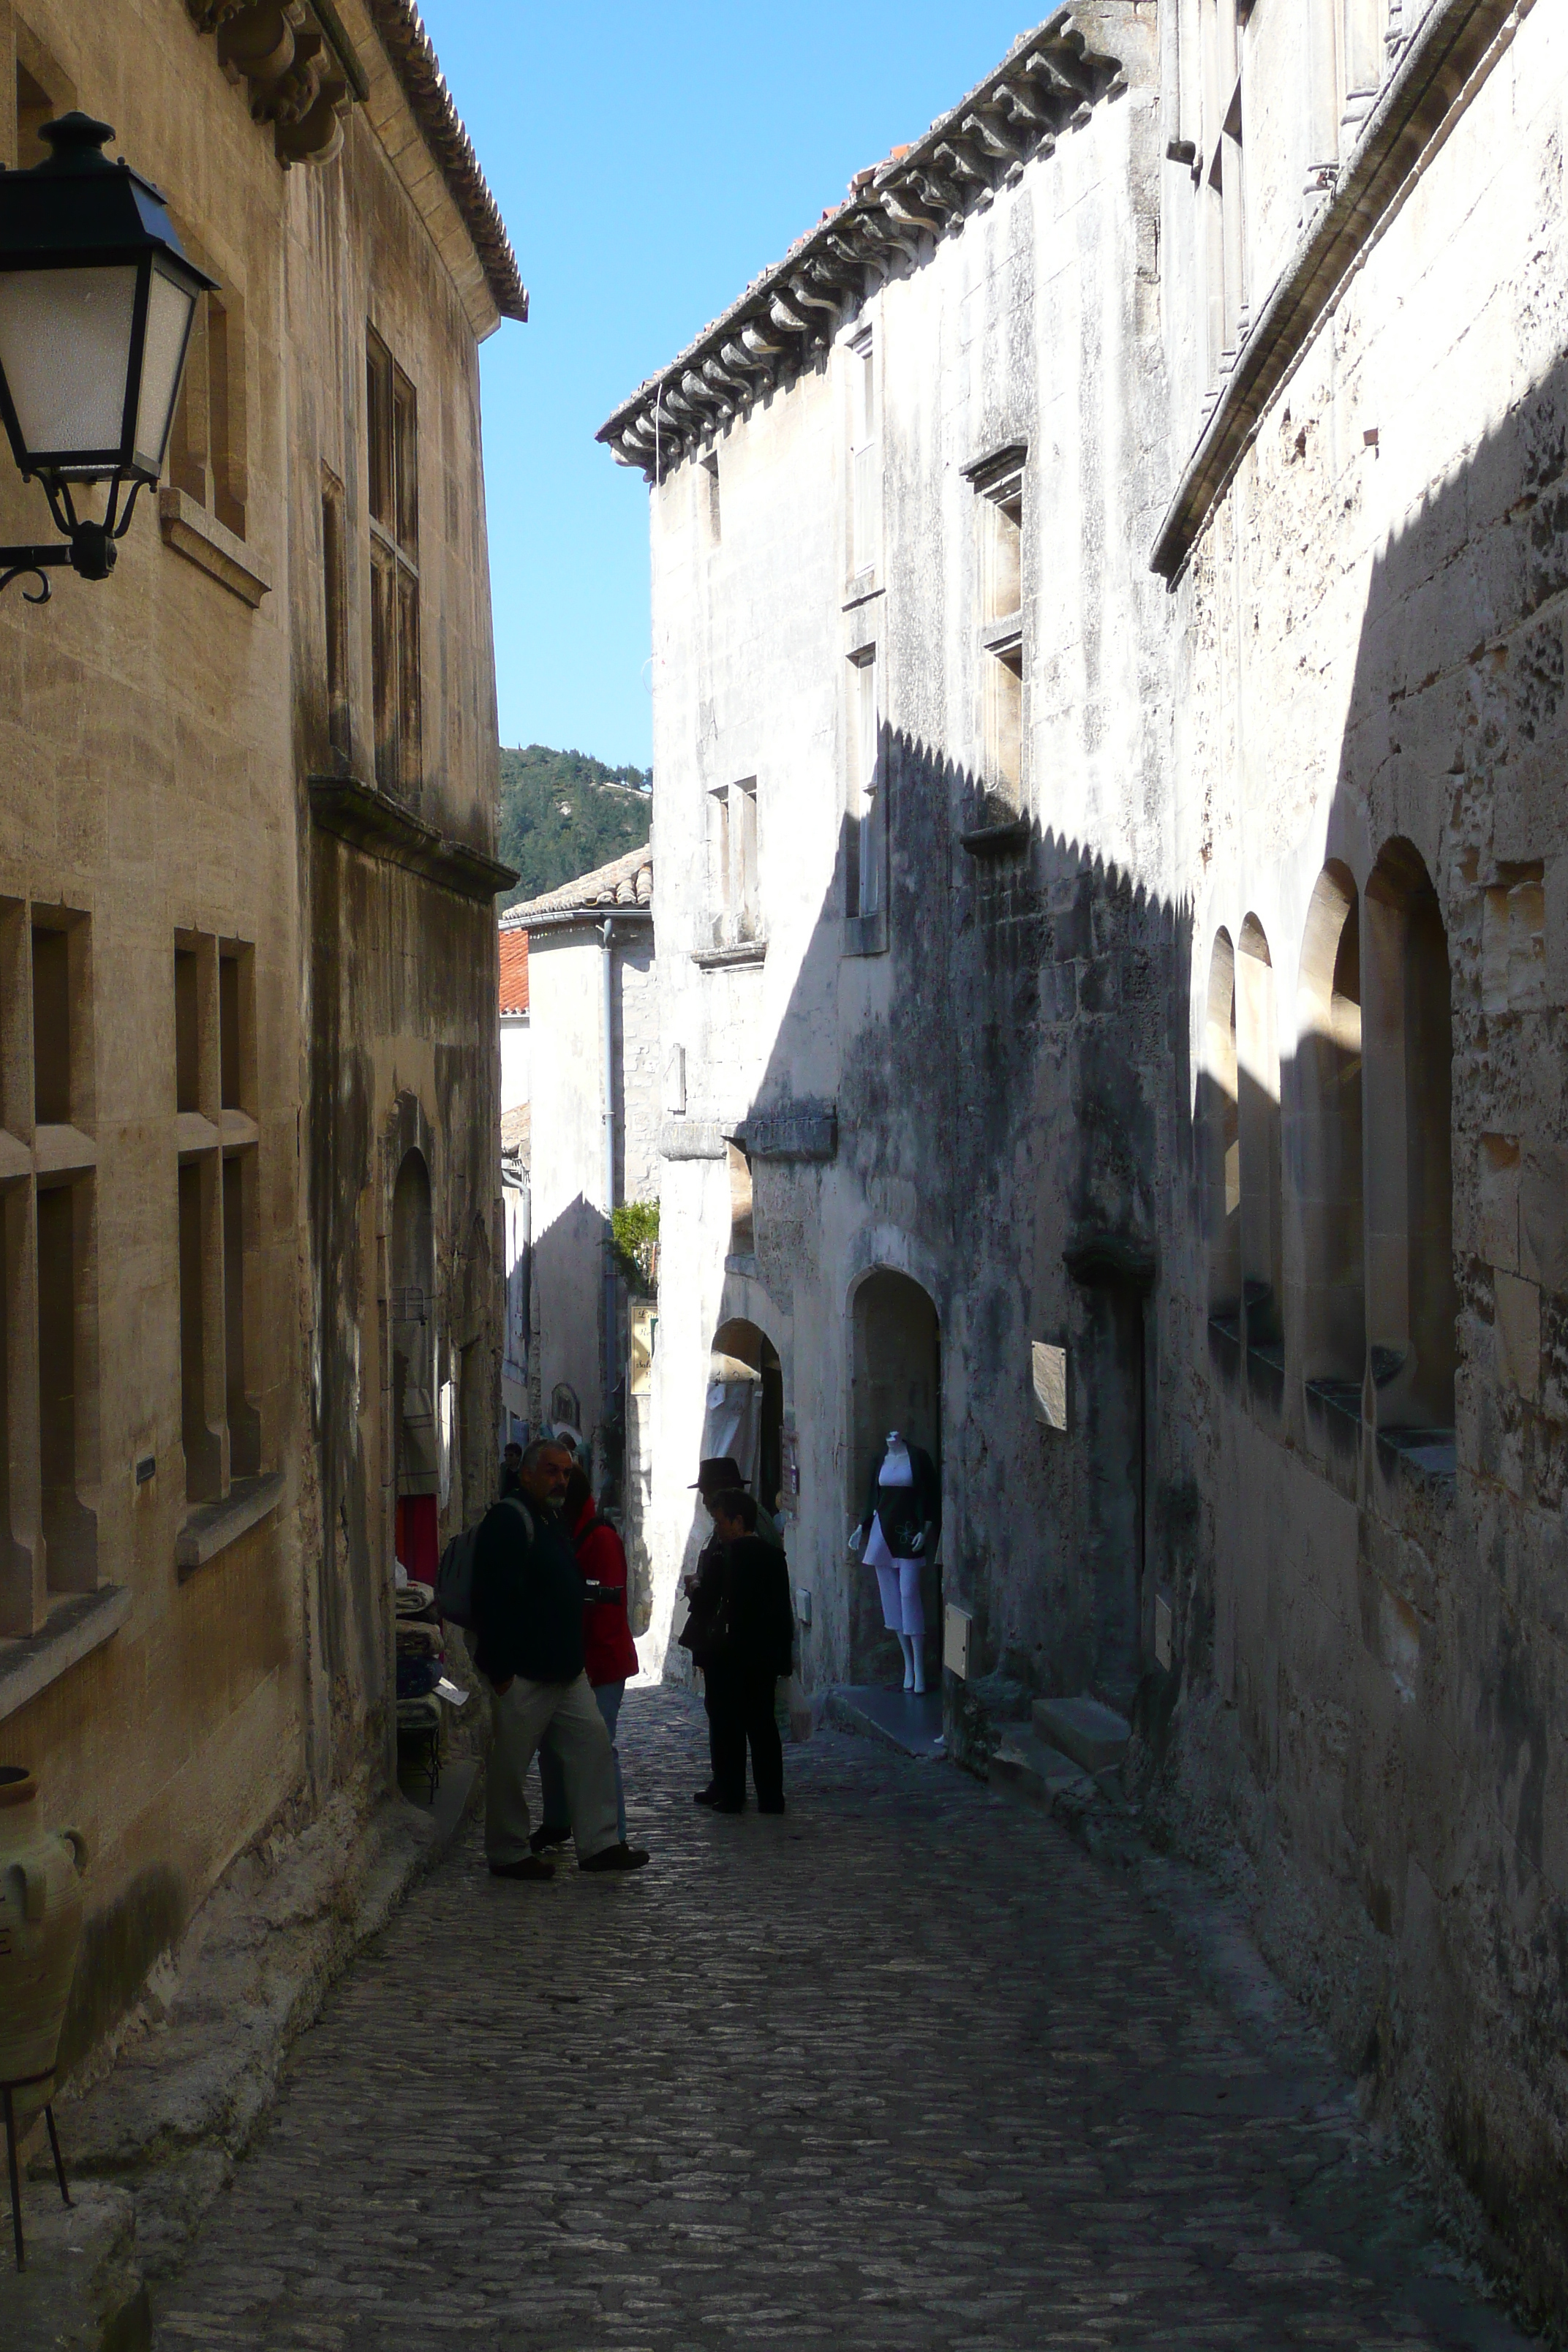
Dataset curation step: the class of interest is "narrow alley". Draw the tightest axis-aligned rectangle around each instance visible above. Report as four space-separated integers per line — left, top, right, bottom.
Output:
154 1696 1530 2352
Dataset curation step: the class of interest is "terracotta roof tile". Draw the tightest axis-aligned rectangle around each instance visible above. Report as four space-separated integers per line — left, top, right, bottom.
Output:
365 0 528 323
498 927 529 1014
502 844 653 924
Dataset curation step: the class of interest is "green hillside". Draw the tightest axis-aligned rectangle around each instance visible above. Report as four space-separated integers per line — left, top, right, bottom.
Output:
498 744 652 911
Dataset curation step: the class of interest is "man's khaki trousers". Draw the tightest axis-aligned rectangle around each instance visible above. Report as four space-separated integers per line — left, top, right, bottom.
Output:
486 1670 619 1865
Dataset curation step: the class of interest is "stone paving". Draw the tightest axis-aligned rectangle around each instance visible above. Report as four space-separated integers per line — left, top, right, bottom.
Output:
153 1689 1537 2351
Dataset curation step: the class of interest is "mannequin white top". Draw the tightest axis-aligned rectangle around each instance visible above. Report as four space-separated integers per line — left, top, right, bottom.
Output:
864 1433 919 1572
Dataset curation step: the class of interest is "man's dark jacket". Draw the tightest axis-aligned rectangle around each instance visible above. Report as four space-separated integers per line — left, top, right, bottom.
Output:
471 1496 584 1685
704 1534 795 1681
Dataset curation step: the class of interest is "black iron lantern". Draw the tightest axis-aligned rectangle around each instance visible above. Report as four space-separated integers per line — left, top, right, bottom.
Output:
0 111 215 600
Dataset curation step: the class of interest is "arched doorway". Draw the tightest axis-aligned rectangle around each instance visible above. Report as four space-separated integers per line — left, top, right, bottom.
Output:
390 1150 438 1584
707 1318 783 1515
849 1270 941 1687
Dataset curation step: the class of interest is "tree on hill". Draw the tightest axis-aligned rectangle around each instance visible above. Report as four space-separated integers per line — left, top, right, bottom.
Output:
497 744 652 910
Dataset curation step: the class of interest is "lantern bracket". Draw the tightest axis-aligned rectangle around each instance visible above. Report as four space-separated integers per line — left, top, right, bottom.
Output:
0 475 144 602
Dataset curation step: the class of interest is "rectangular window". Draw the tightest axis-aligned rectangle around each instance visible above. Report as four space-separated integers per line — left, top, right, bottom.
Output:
367 327 421 799
709 785 731 919
169 287 246 540
707 782 761 946
849 331 878 578
322 468 349 763
973 459 1027 821
847 651 883 921
32 924 70 1126
733 779 758 938
985 646 1024 811
0 899 97 1635
175 932 260 1509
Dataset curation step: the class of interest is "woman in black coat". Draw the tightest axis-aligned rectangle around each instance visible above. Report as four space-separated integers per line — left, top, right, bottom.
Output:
689 1490 794 1814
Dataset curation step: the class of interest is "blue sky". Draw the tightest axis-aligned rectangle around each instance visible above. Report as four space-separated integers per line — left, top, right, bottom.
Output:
417 1 1040 770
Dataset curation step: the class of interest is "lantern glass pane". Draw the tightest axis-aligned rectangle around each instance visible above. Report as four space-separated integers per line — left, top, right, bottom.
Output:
0 263 137 470
132 265 197 480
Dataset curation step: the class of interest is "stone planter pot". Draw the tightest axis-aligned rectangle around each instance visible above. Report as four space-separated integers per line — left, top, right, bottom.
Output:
0 1765 87 2119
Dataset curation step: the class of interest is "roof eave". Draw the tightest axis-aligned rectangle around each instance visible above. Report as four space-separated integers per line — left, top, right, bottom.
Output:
595 3 1143 480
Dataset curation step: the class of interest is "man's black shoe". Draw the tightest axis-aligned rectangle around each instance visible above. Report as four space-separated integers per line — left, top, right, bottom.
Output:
711 1797 745 1814
579 1841 650 1872
693 1784 721 1806
530 1824 571 1854
758 1798 787 1814
489 1855 555 1881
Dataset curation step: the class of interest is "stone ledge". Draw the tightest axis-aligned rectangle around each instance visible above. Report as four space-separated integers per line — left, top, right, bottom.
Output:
843 910 887 957
177 1472 285 1578
692 938 768 970
0 1586 132 1727
157 490 272 608
960 817 1031 856
660 1119 727 1161
736 1101 838 1161
308 774 519 902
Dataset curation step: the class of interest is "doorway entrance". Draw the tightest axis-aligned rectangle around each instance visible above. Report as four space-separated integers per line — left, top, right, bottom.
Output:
849 1270 941 1688
391 1150 437 1584
706 1319 783 1515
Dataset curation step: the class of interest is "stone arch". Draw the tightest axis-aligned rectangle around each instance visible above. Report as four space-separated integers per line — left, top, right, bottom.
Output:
1295 862 1365 1404
847 1267 941 1517
1363 837 1456 1440
389 1146 437 1578
709 1316 785 1515
1202 927 1241 1337
1237 915 1284 1365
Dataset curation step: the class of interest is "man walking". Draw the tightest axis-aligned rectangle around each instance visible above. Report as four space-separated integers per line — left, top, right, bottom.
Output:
471 1436 649 1880
693 1490 795 1814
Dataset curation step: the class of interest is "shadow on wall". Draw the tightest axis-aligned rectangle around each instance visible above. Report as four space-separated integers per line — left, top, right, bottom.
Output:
667 351 1568 2313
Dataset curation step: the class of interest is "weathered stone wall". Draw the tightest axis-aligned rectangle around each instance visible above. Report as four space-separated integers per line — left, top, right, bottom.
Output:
0 0 508 2074
644 23 1172 1688
1154 0 1568 2317
636 0 1568 2313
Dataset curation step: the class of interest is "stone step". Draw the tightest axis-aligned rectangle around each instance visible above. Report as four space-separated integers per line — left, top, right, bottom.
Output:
1032 1692 1131 1774
990 1727 1089 1806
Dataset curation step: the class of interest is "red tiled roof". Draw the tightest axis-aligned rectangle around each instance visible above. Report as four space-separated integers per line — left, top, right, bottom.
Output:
499 926 529 1015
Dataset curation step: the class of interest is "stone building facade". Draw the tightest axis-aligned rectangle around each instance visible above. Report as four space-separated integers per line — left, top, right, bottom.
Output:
603 0 1568 2315
0 0 519 2080
502 849 660 1619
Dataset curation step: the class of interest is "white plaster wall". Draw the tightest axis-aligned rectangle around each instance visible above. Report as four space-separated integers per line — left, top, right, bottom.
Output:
500 1013 529 1112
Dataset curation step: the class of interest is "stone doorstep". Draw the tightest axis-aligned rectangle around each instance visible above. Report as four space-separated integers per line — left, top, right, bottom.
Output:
825 1685 945 1758
0 2180 149 2352
1033 1692 1131 1774
11 1756 483 2332
990 1725 1094 1806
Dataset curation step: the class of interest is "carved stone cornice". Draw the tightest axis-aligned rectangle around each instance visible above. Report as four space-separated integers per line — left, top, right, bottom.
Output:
309 774 519 901
186 1 355 167
597 4 1136 482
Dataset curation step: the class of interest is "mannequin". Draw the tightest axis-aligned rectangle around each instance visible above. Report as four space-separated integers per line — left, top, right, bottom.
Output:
859 1429 941 1693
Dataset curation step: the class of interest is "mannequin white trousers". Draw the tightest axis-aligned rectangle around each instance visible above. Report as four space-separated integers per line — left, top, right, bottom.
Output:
875 1561 924 1642
866 1514 924 1641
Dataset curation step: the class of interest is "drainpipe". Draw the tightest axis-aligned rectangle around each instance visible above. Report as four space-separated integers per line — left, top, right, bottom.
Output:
600 919 617 1466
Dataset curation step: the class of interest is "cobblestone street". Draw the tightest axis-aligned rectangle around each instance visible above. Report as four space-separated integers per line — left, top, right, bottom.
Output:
154 1691 1533 2351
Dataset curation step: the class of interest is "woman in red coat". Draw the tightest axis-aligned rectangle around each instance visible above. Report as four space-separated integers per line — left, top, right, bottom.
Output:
535 1466 639 1847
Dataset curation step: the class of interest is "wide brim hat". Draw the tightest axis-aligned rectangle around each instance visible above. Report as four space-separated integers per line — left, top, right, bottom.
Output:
690 1455 750 1492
